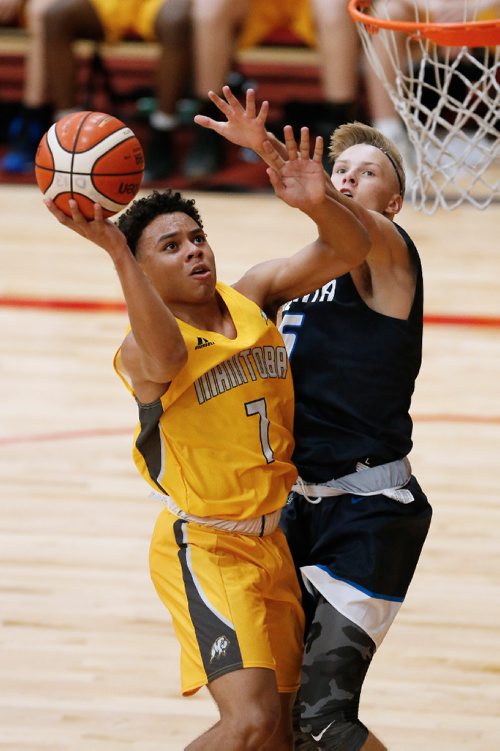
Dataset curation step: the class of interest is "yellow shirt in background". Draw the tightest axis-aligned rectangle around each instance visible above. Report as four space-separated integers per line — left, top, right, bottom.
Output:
90 0 163 43
238 0 316 49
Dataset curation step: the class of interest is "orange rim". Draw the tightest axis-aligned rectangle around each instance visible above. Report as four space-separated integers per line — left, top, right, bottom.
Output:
348 0 500 47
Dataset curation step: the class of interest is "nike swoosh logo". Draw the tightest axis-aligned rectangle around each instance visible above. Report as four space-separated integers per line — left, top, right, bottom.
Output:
351 496 364 504
311 721 334 742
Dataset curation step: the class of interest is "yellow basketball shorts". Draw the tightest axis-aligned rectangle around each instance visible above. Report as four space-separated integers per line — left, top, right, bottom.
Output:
149 508 305 696
90 0 164 43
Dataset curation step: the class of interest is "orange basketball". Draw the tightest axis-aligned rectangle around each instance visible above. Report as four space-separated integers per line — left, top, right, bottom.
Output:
35 111 145 219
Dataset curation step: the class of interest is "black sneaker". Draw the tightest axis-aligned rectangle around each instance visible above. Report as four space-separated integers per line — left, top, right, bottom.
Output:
182 126 224 180
144 126 175 181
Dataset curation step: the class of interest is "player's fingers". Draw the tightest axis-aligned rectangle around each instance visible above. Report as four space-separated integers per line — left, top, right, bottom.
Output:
207 89 231 115
69 199 85 222
299 127 311 159
221 85 241 109
256 100 269 123
262 139 284 168
283 125 298 160
266 166 282 192
244 88 256 118
44 197 69 224
193 114 215 130
312 135 324 163
93 203 104 222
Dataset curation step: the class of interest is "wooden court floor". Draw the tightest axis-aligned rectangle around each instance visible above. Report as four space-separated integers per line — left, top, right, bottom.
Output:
1 184 499 750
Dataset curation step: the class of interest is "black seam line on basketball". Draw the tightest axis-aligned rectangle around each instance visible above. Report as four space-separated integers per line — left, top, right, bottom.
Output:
34 165 144 176
49 127 129 156
71 112 93 200
76 133 138 162
49 191 125 200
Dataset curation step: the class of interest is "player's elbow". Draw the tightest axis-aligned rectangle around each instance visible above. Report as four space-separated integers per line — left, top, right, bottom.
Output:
354 224 372 264
164 347 189 382
332 223 371 268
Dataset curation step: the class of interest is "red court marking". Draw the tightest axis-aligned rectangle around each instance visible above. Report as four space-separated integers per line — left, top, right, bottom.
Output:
0 297 126 313
1 414 499 446
424 313 500 328
1 296 500 327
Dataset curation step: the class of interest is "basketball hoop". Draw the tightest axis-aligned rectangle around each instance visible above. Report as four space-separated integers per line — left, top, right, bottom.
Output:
348 0 500 213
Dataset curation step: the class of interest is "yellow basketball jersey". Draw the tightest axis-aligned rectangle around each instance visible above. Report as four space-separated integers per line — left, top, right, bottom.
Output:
114 282 297 520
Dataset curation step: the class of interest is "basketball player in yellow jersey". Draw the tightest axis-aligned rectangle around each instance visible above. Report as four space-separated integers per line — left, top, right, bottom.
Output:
44 129 371 750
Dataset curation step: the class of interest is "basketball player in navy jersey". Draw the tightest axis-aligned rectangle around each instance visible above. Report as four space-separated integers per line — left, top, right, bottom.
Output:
195 87 433 750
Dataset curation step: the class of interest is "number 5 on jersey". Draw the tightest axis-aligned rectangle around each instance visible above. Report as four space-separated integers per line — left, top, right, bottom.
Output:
279 313 304 358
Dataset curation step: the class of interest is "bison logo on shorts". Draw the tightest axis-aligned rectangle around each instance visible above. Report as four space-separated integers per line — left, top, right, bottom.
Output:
210 635 230 663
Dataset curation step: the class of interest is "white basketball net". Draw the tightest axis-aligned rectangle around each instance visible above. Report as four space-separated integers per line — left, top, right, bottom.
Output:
350 1 500 213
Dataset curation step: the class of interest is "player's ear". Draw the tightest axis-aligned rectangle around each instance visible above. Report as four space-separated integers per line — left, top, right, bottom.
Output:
385 192 403 217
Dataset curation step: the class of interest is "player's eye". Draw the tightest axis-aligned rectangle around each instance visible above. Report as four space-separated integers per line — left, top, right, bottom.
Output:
194 233 206 244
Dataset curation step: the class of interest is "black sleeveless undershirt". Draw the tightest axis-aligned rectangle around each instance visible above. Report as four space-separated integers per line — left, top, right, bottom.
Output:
280 224 423 482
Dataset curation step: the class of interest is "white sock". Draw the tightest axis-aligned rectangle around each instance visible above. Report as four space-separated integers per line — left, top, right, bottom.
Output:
150 111 177 130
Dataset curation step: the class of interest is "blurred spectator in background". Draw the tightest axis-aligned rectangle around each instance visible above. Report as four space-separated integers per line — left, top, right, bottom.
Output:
189 0 472 179
42 0 191 180
186 0 399 178
5 0 492 183
1 0 192 179
1 0 55 173
185 0 316 179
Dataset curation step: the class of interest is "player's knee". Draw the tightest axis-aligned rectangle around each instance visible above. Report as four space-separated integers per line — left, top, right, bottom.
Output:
227 702 280 749
247 701 280 745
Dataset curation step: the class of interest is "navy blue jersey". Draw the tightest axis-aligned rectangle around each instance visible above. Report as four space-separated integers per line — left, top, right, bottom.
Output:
280 224 423 482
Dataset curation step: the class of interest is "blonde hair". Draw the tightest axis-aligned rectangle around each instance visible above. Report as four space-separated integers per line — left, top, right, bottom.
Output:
329 121 406 196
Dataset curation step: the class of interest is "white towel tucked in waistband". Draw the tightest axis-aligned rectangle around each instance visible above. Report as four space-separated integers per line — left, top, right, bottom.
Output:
293 457 414 504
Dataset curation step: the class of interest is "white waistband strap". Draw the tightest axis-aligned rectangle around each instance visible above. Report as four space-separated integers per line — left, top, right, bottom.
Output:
292 457 414 504
154 492 282 536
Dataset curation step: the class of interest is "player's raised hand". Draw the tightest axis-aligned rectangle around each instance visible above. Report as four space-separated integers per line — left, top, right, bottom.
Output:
194 85 269 154
44 198 129 259
265 126 326 210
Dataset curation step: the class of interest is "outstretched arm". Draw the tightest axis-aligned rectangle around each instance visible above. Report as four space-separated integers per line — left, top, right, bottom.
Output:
44 199 187 401
234 128 371 315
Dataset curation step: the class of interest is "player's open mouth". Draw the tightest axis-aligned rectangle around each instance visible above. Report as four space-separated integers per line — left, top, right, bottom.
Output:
341 189 354 198
190 263 210 277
